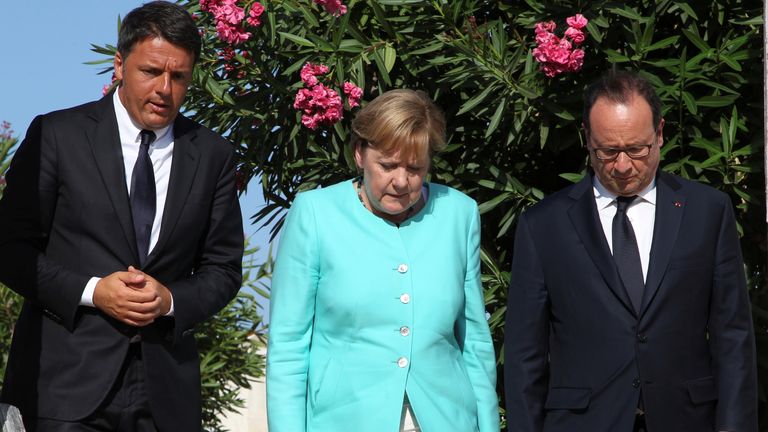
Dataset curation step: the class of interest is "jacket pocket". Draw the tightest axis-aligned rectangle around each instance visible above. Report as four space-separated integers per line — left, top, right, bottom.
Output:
544 387 591 410
684 376 717 404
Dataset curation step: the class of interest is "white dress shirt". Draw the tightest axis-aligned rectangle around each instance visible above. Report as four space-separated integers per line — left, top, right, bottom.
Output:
79 89 175 313
593 177 656 282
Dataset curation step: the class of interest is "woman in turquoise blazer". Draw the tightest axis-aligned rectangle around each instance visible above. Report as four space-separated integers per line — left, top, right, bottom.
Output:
267 89 499 431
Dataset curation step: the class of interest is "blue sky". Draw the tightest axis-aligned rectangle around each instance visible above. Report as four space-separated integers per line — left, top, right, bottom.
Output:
2 2 272 314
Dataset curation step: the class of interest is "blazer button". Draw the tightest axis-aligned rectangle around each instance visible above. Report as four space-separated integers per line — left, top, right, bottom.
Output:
637 333 648 343
397 264 409 273
400 293 411 304
397 357 409 368
399 326 410 337
632 378 640 388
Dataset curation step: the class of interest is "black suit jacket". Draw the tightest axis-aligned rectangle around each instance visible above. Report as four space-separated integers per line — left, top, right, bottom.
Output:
0 94 244 431
504 172 757 432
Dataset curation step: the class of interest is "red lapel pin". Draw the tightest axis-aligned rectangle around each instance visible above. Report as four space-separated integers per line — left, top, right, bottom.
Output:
674 201 682 208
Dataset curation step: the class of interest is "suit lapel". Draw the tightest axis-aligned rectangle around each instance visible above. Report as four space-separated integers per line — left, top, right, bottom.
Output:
567 175 636 316
640 172 684 317
146 116 200 265
85 94 139 262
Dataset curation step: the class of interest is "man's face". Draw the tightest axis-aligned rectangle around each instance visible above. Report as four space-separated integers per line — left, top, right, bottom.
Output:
586 94 664 197
114 37 194 130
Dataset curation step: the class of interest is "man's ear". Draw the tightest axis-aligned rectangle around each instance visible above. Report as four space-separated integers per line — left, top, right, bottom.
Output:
656 118 665 148
113 51 125 81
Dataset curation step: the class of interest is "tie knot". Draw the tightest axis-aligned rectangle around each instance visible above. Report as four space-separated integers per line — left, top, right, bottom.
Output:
616 195 638 211
139 130 156 148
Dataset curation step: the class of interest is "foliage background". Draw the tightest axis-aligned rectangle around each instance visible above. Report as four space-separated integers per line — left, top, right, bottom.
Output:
30 0 768 429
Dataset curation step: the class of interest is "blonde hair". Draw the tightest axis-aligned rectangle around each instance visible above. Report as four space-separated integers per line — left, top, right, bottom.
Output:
351 89 446 163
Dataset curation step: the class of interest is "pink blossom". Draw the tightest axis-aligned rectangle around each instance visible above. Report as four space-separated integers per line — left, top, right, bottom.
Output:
294 83 344 130
532 16 588 77
300 63 330 87
246 2 265 27
564 27 585 44
343 82 363 107
566 14 588 30
313 0 347 16
535 21 556 34
568 49 585 70
216 21 251 44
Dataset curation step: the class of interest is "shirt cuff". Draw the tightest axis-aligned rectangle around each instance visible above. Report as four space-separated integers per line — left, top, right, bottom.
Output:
165 294 175 316
80 277 100 307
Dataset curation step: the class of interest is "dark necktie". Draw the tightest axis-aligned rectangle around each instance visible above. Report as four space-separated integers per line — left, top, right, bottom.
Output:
130 129 156 266
612 195 644 313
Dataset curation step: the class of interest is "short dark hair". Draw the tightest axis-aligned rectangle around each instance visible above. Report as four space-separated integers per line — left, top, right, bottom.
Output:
583 69 662 133
117 1 201 63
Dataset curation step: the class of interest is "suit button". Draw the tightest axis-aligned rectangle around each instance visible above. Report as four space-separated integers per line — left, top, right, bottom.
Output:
632 378 640 388
397 264 409 273
400 293 411 304
637 333 648 343
399 326 410 337
397 357 409 368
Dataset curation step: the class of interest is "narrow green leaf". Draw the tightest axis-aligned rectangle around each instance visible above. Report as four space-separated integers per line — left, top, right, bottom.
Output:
681 91 697 115
697 95 739 107
457 85 496 116
673 2 699 20
278 31 315 48
682 29 710 53
485 98 506 138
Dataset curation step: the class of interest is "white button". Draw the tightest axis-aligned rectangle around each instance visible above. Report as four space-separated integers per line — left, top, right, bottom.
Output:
397 264 408 273
400 293 410 304
399 326 410 337
397 357 409 368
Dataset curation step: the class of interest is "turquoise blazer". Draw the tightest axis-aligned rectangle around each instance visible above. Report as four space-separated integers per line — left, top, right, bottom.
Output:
267 179 499 431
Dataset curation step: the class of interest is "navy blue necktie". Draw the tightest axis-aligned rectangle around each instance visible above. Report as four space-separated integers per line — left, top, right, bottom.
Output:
612 195 644 313
130 129 156 266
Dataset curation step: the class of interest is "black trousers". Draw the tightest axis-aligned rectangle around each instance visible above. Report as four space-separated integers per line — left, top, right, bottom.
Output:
26 343 158 432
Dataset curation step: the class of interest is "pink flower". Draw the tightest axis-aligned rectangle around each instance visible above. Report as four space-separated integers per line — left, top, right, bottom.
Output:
532 16 588 77
343 82 363 107
568 49 585 71
247 2 265 27
313 0 347 16
300 63 330 86
534 21 556 34
566 14 588 30
216 21 251 44
294 83 344 129
564 27 585 44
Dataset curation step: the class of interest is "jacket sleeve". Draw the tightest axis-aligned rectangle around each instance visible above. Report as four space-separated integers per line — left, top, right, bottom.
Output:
0 115 90 330
455 206 501 431
165 145 244 342
708 194 757 431
266 194 319 431
504 212 550 432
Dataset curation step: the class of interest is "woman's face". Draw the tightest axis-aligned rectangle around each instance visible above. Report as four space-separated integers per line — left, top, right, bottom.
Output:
355 143 429 219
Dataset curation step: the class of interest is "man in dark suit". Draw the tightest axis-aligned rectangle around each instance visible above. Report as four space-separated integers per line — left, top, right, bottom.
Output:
504 70 757 432
0 2 244 431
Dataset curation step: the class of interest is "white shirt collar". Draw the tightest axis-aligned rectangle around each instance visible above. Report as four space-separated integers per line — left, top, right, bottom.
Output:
113 89 172 144
592 174 657 210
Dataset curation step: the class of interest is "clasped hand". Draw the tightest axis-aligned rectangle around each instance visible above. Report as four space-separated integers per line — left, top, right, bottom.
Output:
93 266 171 327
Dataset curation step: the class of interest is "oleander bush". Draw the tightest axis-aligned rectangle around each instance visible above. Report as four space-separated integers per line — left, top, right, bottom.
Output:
90 0 766 427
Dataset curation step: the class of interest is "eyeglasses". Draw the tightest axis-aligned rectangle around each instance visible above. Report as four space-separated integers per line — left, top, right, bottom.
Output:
591 144 654 161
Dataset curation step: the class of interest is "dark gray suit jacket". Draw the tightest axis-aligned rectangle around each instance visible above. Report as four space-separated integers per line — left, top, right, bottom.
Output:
0 93 244 431
504 172 757 432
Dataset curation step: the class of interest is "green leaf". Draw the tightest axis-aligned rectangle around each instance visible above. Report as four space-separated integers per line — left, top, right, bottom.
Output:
697 95 739 107
682 29 710 53
673 2 699 20
383 45 397 72
644 36 680 52
681 91 697 115
278 31 315 48
485 98 506 138
457 85 497 116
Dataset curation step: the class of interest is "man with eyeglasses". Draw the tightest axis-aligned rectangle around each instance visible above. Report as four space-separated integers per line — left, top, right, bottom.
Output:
504 69 756 432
